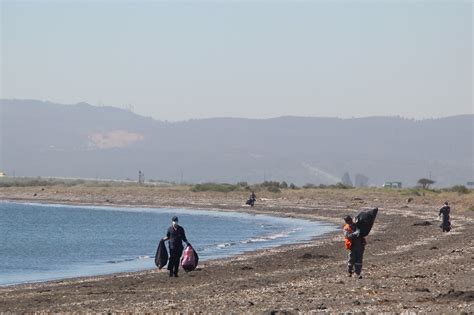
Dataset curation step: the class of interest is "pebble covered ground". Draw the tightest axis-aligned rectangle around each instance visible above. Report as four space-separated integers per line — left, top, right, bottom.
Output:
0 185 473 313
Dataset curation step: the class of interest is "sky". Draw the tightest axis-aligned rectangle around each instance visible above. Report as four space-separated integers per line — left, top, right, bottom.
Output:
1 0 472 121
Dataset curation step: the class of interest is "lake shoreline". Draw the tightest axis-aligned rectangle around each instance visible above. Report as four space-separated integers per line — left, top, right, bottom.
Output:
0 200 337 287
0 186 472 313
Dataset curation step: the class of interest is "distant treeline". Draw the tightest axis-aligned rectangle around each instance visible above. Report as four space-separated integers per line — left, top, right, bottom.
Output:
0 177 471 195
0 177 142 188
192 181 361 193
191 181 472 194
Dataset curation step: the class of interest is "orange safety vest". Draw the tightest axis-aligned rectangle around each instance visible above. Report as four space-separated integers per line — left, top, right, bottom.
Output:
343 223 353 250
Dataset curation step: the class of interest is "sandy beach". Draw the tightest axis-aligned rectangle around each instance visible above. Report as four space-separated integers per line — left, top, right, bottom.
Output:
0 185 473 313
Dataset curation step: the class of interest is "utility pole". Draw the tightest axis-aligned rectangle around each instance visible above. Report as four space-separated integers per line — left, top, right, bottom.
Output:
138 170 145 185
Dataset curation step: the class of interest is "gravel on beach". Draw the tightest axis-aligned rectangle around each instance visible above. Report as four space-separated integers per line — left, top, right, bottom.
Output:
0 186 473 313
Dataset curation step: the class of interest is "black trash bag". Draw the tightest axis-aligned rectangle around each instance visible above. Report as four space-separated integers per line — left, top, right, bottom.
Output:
154 239 168 269
355 207 378 237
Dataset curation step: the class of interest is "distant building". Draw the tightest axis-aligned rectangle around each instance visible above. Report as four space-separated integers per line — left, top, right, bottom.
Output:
341 172 353 187
467 181 474 188
355 174 369 188
383 181 402 188
0 171 6 177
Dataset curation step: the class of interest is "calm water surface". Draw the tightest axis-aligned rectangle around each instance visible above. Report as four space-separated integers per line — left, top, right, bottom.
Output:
0 202 336 285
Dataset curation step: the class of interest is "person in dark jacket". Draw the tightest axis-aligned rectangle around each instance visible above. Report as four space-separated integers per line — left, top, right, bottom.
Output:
343 215 366 279
246 191 256 207
438 201 451 232
162 216 188 277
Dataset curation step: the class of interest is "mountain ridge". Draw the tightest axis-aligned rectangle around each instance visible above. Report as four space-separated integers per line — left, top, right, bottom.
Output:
1 99 472 187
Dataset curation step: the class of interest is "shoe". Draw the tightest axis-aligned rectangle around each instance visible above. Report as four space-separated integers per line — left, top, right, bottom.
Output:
174 273 179 277
348 272 353 277
169 272 173 277
357 275 362 279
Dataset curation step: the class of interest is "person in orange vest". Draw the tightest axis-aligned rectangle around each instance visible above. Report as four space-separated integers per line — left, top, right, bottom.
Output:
343 215 366 279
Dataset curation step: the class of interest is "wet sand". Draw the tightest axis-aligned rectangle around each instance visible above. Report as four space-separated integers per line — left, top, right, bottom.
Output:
0 186 473 313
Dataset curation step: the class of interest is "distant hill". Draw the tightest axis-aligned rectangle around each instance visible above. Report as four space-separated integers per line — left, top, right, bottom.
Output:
1 99 473 187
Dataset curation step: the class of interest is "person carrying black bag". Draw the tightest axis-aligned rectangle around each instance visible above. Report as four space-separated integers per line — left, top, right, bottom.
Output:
438 201 451 232
246 191 256 207
162 216 189 277
343 215 366 279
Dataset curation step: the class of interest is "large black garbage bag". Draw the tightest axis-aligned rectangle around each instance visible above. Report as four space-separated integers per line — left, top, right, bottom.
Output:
355 207 378 237
181 244 199 272
154 239 168 269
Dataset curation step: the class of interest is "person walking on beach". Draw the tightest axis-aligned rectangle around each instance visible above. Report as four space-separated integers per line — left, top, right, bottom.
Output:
343 215 366 279
246 191 257 207
162 216 189 277
438 201 451 232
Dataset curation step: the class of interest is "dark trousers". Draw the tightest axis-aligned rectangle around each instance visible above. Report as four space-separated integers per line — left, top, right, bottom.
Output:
168 247 183 275
348 246 365 275
441 219 451 232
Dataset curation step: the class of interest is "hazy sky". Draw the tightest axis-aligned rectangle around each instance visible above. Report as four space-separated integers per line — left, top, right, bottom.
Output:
1 1 472 121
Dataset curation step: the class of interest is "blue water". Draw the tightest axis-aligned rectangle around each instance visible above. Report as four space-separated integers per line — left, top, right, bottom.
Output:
0 202 336 286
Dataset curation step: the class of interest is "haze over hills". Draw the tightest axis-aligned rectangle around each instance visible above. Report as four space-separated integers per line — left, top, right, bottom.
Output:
1 99 472 187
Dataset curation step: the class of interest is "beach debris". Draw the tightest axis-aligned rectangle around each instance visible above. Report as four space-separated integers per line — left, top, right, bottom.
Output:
316 254 332 259
315 304 327 310
437 289 474 302
415 288 430 292
413 221 432 226
299 253 332 260
300 253 314 259
240 266 253 270
269 310 291 315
